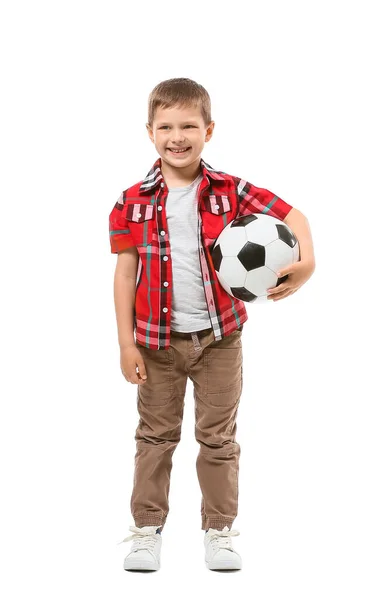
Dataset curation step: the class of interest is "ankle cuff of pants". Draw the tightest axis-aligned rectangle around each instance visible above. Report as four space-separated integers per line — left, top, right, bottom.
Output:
134 512 166 528
202 516 234 530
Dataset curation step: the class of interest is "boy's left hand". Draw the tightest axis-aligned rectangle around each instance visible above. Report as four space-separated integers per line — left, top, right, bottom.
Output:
266 260 315 301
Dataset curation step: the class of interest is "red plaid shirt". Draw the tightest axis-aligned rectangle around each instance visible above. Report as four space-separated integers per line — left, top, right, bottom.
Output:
109 157 293 349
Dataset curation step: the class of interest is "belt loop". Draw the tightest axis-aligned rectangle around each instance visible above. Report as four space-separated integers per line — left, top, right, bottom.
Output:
191 332 202 352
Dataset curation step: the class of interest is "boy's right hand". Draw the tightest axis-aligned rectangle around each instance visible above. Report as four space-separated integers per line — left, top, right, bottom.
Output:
120 344 147 385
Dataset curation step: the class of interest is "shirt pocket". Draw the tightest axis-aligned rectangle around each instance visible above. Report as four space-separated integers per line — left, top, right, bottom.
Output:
121 202 155 247
200 194 233 240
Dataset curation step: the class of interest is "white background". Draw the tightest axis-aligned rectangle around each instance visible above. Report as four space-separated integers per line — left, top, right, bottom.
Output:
1 0 369 598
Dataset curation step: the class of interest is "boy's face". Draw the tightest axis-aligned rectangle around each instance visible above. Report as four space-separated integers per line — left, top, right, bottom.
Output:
146 104 215 170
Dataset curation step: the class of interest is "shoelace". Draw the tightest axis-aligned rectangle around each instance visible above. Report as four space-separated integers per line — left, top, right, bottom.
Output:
117 526 159 559
206 526 240 551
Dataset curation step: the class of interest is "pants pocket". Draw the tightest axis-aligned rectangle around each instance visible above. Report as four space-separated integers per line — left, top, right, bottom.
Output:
204 342 242 407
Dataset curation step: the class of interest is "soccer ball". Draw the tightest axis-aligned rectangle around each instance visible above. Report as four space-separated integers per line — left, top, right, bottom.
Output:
211 213 300 303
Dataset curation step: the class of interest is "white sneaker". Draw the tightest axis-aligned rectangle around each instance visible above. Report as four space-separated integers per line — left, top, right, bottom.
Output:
204 525 242 570
118 525 162 571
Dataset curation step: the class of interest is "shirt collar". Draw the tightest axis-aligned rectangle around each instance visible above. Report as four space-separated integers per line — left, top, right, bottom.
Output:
139 157 226 193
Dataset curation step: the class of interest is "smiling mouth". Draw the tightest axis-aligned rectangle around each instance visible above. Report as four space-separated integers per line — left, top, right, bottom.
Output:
167 147 191 154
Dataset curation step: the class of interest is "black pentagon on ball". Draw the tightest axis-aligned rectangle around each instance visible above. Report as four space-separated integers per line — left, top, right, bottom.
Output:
230 286 258 302
237 241 266 271
211 242 223 271
276 224 297 248
230 214 258 228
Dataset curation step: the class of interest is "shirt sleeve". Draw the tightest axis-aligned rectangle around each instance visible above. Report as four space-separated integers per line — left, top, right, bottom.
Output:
109 192 136 254
236 179 294 221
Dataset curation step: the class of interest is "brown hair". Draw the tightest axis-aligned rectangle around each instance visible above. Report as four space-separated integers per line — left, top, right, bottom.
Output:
147 78 212 129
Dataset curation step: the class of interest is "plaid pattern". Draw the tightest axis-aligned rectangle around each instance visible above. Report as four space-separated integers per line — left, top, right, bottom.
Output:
109 157 293 349
122 203 154 223
202 194 231 215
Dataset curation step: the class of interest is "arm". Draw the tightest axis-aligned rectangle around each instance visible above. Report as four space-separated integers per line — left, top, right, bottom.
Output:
283 208 316 268
109 194 136 254
234 178 315 269
109 195 139 348
113 248 139 349
235 179 294 221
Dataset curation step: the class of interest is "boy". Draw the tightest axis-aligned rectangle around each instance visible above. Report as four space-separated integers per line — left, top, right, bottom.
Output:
110 78 315 571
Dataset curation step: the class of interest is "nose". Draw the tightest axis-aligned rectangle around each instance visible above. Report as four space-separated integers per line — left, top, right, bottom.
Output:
171 130 186 143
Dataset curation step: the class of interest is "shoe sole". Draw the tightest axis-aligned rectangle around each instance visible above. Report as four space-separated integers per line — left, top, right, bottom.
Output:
124 559 160 571
205 559 242 570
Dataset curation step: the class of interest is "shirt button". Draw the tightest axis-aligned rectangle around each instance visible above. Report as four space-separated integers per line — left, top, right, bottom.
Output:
158 206 163 211
214 204 219 209
160 182 164 187
164 281 168 287
163 256 168 261
160 230 165 236
137 213 141 218
162 307 168 313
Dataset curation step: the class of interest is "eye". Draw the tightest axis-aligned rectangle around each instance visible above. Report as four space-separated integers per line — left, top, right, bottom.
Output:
159 125 195 129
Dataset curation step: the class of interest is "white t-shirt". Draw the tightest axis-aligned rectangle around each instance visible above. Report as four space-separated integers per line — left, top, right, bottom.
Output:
165 172 212 332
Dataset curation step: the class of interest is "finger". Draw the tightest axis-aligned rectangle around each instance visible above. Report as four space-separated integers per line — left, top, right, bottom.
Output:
267 286 287 296
273 290 293 301
269 287 291 299
130 373 146 385
136 365 147 381
268 280 288 292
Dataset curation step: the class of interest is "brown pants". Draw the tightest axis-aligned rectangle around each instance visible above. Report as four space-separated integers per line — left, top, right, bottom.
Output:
131 324 244 531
